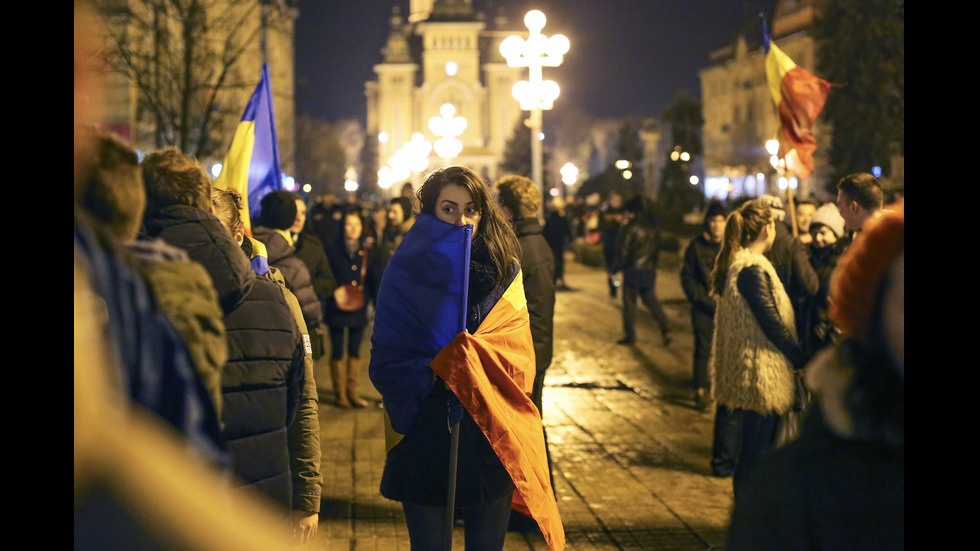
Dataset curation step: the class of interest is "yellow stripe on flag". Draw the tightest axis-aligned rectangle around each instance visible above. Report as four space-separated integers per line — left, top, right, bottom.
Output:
214 121 256 231
765 41 797 107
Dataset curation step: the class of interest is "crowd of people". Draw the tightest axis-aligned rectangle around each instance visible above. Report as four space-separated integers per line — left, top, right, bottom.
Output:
75 115 564 547
77 7 899 546
589 172 903 548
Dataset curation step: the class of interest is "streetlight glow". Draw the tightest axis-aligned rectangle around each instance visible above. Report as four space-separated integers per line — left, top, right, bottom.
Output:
500 8 568 192
560 162 579 186
429 103 467 160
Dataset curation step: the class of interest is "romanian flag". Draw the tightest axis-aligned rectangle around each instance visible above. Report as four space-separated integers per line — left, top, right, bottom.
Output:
214 64 282 234
370 214 565 551
763 19 830 179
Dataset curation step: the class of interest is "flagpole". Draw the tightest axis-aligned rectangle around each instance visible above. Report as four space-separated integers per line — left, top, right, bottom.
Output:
445 421 460 549
444 223 472 550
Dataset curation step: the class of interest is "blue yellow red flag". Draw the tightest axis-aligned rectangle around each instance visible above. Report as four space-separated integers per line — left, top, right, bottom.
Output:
214 64 282 233
369 213 565 550
369 213 471 442
762 16 830 179
430 272 565 551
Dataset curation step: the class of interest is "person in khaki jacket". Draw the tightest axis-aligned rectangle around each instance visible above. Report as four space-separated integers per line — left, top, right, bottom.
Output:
211 188 323 541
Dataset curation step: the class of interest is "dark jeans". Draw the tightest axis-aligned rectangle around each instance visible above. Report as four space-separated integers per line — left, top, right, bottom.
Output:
691 310 714 389
711 403 739 476
621 284 671 342
549 245 565 282
402 491 513 551
732 409 782 500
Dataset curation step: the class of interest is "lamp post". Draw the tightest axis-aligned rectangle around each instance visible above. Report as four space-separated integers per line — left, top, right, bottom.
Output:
500 10 568 191
378 133 432 198
429 103 467 162
766 138 800 236
560 161 578 194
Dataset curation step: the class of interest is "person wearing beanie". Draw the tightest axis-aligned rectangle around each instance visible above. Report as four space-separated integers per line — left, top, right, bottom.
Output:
253 191 325 336
810 203 845 242
802 203 848 357
727 200 903 551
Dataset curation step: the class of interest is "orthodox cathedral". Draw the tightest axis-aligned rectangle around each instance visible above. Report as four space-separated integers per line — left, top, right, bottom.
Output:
366 0 527 186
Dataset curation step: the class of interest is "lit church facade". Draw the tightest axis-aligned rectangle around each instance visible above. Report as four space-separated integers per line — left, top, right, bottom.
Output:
365 0 526 190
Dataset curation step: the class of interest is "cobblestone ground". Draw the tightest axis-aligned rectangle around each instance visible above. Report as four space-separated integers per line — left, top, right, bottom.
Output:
310 255 734 550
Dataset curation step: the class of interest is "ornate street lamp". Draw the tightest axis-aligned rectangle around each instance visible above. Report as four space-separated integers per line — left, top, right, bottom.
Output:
500 10 569 192
378 133 432 196
429 103 467 161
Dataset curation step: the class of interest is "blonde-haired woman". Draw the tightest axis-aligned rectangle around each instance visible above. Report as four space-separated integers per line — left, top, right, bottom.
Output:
709 199 806 498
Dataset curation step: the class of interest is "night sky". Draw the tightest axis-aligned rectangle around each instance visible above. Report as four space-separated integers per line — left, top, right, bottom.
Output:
295 0 775 123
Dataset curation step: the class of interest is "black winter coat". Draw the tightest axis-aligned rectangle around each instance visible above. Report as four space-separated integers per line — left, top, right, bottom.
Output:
253 227 324 329
514 218 556 373
766 222 819 335
681 233 721 316
293 232 337 305
727 407 904 551
143 206 306 510
612 219 661 288
766 223 819 302
324 238 380 328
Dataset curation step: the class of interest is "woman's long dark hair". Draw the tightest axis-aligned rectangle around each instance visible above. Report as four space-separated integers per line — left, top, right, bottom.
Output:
417 166 520 286
709 199 772 297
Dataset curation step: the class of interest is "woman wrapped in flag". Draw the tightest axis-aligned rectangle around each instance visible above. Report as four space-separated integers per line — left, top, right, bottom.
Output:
370 166 565 550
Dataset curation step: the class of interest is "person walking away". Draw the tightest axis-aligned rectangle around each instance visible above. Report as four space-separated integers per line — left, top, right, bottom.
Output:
543 197 573 290
611 196 672 346
599 192 626 299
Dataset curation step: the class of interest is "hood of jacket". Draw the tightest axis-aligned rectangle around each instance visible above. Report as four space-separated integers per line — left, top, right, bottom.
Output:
252 226 294 265
142 204 255 313
513 217 544 238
